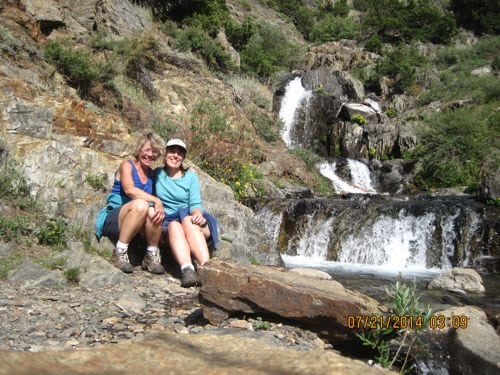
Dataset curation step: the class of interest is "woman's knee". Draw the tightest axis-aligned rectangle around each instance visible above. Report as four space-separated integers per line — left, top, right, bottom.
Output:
129 199 149 216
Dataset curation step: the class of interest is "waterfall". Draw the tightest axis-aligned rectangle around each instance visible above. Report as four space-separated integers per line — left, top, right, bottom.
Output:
337 211 435 269
278 77 312 147
294 216 335 260
318 160 377 194
254 207 283 252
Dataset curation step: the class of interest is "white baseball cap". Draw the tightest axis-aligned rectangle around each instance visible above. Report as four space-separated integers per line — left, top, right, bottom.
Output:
166 138 187 153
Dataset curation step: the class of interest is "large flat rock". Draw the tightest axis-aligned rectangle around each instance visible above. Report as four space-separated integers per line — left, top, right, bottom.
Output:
0 333 392 374
198 260 386 335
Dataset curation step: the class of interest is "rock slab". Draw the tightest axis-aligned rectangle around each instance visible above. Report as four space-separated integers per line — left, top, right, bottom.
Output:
0 333 392 375
198 260 385 333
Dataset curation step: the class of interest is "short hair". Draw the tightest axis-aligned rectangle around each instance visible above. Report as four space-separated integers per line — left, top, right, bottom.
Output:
133 132 163 161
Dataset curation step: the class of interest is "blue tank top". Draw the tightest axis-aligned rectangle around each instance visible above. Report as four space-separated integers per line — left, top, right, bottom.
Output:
111 160 153 195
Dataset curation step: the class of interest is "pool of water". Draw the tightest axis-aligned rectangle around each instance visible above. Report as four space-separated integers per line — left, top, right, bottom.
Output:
283 255 500 314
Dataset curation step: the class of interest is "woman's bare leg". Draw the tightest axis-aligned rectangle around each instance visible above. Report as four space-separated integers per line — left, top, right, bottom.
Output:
181 216 210 265
118 199 149 243
167 221 192 266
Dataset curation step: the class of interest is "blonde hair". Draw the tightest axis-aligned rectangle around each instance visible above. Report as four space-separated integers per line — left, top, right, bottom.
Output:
133 132 163 161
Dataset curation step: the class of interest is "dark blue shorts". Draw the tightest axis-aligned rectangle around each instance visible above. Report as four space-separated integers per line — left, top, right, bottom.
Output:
162 207 191 229
102 206 122 242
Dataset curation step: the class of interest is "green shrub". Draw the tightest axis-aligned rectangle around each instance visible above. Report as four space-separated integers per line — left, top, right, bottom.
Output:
44 40 116 96
351 113 367 125
249 109 281 143
159 20 180 37
360 0 457 44
253 317 271 330
450 0 499 35
412 106 499 189
373 45 427 93
225 16 256 51
38 219 67 246
240 22 303 78
357 281 431 372
188 100 262 199
64 267 80 283
151 115 178 141
364 34 383 54
309 15 360 43
289 147 323 169
386 108 397 118
0 216 30 242
0 161 37 209
174 26 235 72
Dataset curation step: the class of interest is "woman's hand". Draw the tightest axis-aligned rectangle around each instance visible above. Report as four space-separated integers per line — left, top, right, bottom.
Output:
191 209 206 226
151 198 165 225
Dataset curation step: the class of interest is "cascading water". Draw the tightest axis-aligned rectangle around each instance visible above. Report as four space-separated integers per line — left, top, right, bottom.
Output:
337 211 435 269
318 160 377 194
275 76 495 278
278 77 312 147
278 76 377 193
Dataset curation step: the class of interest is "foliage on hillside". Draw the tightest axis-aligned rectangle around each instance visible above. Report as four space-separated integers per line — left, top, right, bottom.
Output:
40 0 500 196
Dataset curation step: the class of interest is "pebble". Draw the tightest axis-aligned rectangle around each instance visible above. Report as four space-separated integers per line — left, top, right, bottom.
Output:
0 271 328 352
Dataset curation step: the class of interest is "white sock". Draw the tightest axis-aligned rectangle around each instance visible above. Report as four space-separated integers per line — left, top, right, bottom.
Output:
116 241 128 253
147 246 159 255
181 263 194 271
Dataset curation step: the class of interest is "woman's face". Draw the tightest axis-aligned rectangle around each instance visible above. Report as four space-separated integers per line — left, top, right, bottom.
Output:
138 140 159 166
165 146 186 169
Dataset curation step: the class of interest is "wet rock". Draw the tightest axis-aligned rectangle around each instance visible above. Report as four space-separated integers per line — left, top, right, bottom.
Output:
288 268 333 281
428 268 485 294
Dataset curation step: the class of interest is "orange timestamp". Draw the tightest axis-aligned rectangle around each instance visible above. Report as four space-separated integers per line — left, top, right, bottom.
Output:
347 314 469 330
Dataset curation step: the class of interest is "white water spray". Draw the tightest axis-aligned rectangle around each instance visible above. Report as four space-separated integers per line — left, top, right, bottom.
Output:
278 77 312 147
337 211 435 268
318 160 377 194
294 216 335 260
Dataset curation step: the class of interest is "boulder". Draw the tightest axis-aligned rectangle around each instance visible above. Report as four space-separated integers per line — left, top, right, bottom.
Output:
427 268 485 294
440 306 500 375
198 260 386 337
0 332 393 374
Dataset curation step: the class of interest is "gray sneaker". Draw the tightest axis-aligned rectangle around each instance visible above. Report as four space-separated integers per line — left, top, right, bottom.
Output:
180 267 200 288
142 251 165 274
112 250 133 273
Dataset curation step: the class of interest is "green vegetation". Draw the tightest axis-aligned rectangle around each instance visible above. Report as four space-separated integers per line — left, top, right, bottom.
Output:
248 109 281 142
371 45 428 94
357 281 432 372
0 254 24 279
354 0 457 44
450 0 499 35
64 267 81 283
38 219 67 246
0 160 37 210
351 114 367 125
240 22 304 78
44 40 116 97
0 216 30 243
411 107 498 189
309 15 360 43
188 99 264 199
253 316 271 330
289 147 323 169
85 175 107 192
175 26 235 72
409 35 500 190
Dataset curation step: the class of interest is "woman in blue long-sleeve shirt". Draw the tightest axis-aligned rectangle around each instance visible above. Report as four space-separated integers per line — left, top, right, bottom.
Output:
154 139 217 287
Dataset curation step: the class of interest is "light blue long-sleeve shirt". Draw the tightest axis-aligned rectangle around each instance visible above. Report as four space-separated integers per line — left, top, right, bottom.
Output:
154 168 203 215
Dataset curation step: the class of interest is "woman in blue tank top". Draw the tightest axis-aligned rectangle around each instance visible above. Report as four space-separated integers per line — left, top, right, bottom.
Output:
95 133 165 274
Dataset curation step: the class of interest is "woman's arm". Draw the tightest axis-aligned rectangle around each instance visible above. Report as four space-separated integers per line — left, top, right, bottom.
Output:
119 161 164 224
188 172 204 225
